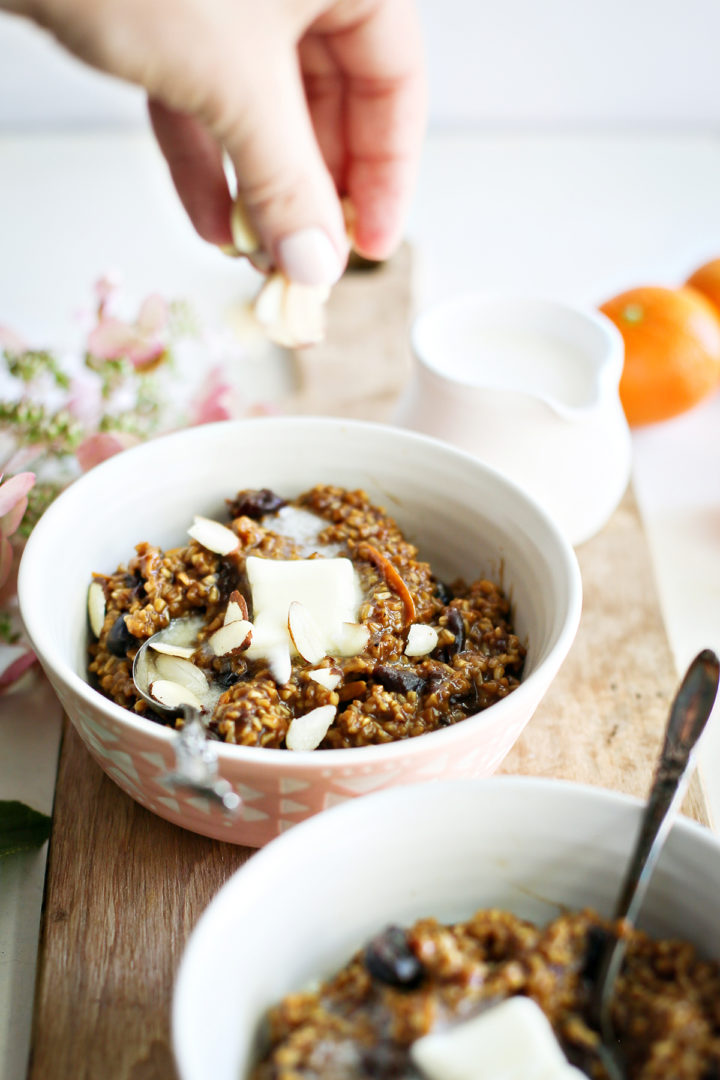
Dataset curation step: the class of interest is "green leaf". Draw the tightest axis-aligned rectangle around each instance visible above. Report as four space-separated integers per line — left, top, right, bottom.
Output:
0 800 52 857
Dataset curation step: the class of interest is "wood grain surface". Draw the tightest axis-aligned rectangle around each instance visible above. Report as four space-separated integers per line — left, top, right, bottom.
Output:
29 248 710 1080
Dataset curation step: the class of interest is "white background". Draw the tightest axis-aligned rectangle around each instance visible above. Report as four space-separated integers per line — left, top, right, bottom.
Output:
1 0 719 131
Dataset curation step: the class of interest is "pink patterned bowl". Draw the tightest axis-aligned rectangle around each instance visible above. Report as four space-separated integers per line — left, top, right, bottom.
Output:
18 417 581 846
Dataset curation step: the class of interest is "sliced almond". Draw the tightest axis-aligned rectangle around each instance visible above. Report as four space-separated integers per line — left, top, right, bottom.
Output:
150 641 196 660
335 622 371 657
286 704 337 751
230 199 260 255
187 515 239 556
253 272 329 348
357 542 416 625
267 644 292 686
308 667 342 691
224 589 248 626
209 619 253 657
254 273 287 335
405 624 439 657
87 581 106 638
288 600 326 664
282 282 330 347
149 679 202 711
154 653 209 694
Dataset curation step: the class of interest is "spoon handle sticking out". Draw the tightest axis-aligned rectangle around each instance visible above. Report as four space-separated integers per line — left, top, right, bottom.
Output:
593 648 719 1074
614 648 719 925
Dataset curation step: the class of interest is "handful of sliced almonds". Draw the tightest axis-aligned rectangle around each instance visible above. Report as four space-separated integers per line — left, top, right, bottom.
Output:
227 200 332 349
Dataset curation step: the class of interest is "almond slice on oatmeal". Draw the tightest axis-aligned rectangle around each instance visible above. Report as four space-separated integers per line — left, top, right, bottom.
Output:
153 653 209 694
87 581 106 638
267 643 292 686
187 516 239 556
335 622 371 657
308 667 342 691
149 679 202 711
150 641 196 660
286 704 337 751
288 601 326 665
405 624 439 657
209 619 253 657
224 589 248 626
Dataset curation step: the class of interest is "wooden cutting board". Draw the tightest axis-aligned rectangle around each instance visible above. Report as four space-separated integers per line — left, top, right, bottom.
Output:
28 248 710 1080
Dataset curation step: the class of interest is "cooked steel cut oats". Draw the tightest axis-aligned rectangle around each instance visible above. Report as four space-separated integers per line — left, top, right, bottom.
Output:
87 486 525 748
252 908 720 1079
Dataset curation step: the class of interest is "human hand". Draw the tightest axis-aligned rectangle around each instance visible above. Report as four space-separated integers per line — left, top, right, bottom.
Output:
9 0 426 285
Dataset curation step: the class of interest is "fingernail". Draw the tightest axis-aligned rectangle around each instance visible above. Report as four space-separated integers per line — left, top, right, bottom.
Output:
277 227 344 287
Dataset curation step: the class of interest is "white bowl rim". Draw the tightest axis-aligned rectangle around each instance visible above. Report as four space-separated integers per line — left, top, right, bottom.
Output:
172 774 720 1074
18 416 582 766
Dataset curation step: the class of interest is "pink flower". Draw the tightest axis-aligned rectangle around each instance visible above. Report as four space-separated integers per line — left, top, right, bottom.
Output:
0 648 37 693
75 432 140 472
66 371 104 426
87 293 170 371
0 472 35 590
0 325 27 355
191 367 234 425
94 273 120 317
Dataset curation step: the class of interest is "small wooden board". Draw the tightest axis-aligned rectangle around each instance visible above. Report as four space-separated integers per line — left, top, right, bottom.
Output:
28 248 710 1080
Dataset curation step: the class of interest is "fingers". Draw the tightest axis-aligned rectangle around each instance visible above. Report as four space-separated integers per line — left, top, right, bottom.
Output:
218 46 348 287
321 0 426 260
148 101 233 246
299 33 346 191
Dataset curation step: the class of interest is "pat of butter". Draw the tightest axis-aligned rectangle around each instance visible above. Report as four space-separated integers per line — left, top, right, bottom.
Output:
411 997 586 1080
244 556 362 660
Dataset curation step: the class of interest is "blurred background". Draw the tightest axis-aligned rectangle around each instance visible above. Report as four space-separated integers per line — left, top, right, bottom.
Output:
2 0 719 130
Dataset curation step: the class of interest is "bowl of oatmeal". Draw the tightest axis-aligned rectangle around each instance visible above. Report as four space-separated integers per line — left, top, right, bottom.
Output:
173 778 720 1080
18 417 581 845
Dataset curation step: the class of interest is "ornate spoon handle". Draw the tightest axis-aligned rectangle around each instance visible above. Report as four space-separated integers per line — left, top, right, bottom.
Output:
593 648 719 1074
614 648 719 925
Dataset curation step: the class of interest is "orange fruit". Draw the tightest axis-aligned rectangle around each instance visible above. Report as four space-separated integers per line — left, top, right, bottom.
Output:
686 258 720 316
600 285 720 426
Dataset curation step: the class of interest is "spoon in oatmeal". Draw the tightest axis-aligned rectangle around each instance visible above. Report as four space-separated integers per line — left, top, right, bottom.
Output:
590 648 719 1079
132 621 241 813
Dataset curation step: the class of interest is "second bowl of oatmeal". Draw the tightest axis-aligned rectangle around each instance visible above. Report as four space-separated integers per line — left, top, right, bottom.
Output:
18 417 581 845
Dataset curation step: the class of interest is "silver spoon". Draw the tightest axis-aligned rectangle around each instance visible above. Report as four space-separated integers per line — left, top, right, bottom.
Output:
590 648 720 1080
132 624 242 814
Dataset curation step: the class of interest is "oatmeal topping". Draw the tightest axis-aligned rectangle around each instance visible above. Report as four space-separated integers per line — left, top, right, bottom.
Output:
252 907 720 1079
88 486 526 749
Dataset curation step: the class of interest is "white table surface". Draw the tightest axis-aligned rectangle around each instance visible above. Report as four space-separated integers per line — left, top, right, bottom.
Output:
1 128 720 1080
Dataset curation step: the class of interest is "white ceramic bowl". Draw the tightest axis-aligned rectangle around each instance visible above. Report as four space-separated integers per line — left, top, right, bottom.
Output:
173 777 720 1080
18 418 581 846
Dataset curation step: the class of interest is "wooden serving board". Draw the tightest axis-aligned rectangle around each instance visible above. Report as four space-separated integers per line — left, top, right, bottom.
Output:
29 249 710 1080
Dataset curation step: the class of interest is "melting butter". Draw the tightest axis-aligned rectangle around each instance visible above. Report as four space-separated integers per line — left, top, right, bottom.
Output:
411 996 585 1080
244 555 363 668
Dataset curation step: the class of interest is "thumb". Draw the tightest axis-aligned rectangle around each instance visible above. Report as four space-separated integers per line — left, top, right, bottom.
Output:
223 48 348 287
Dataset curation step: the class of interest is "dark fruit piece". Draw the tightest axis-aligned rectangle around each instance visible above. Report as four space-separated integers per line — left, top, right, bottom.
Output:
359 1042 411 1076
226 489 287 520
364 926 424 989
215 667 243 690
434 606 465 663
373 663 426 696
434 581 454 605
106 615 139 658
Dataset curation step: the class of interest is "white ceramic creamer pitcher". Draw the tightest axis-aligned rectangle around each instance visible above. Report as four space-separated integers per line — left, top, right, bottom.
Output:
395 295 632 546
